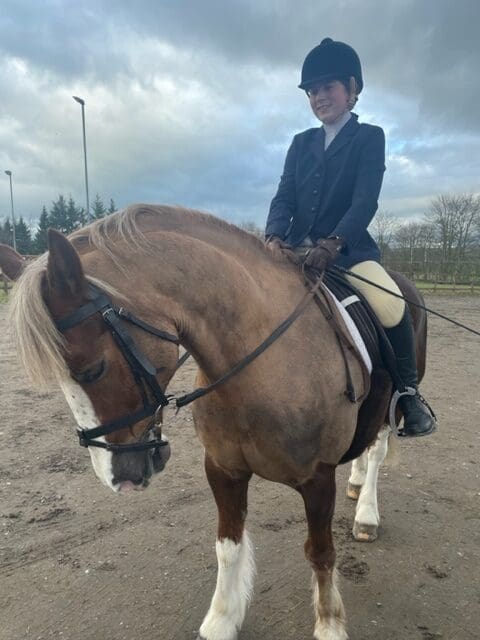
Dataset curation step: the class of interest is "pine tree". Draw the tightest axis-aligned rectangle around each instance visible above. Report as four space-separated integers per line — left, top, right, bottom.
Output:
49 195 69 234
34 206 50 253
92 194 107 219
77 207 87 226
108 198 116 215
15 217 32 254
66 196 85 232
0 219 13 246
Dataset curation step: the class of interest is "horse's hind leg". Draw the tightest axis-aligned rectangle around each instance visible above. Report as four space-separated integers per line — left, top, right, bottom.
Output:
347 450 368 500
352 427 390 542
300 463 347 640
197 455 254 640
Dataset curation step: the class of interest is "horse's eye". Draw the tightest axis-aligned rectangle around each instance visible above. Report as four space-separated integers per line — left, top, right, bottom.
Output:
71 360 106 384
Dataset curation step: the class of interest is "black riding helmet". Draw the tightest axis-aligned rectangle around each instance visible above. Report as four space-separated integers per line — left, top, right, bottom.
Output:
298 38 363 93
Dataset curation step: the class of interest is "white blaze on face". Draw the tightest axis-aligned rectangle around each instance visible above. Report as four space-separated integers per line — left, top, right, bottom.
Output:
60 378 116 491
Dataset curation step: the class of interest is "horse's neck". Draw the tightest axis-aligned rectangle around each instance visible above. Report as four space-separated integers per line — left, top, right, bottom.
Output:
165 235 302 376
91 231 303 381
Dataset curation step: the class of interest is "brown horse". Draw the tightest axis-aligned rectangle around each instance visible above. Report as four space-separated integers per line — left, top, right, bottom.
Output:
1 205 426 640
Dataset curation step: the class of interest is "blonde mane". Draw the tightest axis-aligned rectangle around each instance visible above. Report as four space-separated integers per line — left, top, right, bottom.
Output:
8 204 270 387
70 204 266 264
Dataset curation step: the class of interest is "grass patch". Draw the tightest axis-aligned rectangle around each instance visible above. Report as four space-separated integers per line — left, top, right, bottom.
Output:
0 289 10 303
414 281 479 294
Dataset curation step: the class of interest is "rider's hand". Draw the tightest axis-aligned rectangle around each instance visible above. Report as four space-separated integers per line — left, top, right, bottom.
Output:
265 236 301 265
304 237 345 272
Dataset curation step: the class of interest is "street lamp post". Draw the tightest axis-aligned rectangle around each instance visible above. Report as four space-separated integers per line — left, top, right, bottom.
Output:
4 170 17 251
72 96 91 221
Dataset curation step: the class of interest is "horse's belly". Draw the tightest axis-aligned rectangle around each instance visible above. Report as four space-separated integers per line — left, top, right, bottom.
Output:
193 402 359 484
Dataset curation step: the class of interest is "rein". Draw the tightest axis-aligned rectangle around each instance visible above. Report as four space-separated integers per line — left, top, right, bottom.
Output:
175 275 325 408
57 278 325 453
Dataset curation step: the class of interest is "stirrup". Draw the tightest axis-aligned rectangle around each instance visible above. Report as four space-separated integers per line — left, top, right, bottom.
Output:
388 387 437 438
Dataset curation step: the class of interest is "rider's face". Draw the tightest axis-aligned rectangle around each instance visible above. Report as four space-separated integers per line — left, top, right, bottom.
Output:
306 80 350 125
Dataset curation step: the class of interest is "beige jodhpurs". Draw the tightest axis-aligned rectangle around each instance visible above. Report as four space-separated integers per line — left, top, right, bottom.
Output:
294 242 405 328
345 261 405 328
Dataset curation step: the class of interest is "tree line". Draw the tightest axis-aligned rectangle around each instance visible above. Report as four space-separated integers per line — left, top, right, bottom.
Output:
0 194 116 254
371 194 480 282
2 192 480 282
241 193 480 283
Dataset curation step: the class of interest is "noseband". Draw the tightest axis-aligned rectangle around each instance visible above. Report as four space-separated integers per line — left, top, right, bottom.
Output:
56 285 178 454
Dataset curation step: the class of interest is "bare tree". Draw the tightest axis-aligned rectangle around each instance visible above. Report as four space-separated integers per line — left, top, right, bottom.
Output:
426 194 480 262
394 221 424 262
369 210 398 258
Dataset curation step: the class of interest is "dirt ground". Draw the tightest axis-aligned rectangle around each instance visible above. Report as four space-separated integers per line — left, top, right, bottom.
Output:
1 295 479 640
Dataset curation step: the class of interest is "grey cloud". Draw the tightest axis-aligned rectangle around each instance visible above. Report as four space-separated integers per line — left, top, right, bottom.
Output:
3 0 480 129
1 1 479 230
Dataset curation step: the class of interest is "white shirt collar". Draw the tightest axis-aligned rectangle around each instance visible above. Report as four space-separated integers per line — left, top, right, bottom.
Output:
323 111 352 149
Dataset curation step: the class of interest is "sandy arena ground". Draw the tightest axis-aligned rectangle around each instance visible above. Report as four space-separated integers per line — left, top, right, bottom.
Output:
1 295 479 640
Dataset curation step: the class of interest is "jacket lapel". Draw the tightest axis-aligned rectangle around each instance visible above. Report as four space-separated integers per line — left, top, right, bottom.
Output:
309 128 326 164
324 113 360 161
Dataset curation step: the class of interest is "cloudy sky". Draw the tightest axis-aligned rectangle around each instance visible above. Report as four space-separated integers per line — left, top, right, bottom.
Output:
1 0 479 230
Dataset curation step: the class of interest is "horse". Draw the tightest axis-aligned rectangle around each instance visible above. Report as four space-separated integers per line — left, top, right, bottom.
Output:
1 204 427 640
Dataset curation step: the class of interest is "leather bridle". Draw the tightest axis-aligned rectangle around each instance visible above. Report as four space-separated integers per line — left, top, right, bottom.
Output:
56 285 177 454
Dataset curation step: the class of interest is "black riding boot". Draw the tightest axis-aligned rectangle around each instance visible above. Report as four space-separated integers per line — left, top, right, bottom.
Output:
384 308 436 437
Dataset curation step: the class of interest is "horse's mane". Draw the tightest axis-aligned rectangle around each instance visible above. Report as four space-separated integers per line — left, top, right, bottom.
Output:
70 204 267 266
8 204 273 386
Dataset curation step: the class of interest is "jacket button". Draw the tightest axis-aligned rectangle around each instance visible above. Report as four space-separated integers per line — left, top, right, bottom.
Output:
314 173 320 177
311 206 316 211
313 189 318 194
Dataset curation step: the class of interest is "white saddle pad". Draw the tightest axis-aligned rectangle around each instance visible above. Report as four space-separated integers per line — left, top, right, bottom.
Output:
322 285 373 374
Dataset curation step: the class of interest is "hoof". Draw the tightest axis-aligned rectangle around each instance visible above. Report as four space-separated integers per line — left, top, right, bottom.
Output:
353 521 378 542
346 482 362 500
314 619 348 640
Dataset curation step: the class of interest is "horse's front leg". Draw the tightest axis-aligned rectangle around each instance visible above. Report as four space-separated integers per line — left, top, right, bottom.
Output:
352 427 390 542
300 463 347 640
197 454 254 640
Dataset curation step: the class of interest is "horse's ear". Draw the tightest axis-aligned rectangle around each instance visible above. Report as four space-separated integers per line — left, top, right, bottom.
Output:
46 229 87 298
0 244 26 280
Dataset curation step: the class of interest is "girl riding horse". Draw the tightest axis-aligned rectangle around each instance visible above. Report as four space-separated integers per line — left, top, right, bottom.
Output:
266 38 436 437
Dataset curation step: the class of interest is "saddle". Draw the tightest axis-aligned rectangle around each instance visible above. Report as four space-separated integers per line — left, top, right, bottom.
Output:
305 267 405 395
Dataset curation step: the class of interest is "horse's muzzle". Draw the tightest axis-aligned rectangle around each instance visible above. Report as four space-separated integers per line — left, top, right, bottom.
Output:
112 441 171 491
152 440 171 473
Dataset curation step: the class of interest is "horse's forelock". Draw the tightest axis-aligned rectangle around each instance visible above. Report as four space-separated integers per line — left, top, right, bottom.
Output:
8 255 67 386
8 255 123 387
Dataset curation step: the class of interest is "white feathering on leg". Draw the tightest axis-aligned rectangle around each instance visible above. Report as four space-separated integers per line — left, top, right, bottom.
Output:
354 428 389 531
199 532 255 640
312 568 348 640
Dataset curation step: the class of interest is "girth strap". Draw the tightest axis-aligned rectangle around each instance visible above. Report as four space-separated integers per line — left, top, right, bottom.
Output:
305 274 369 404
